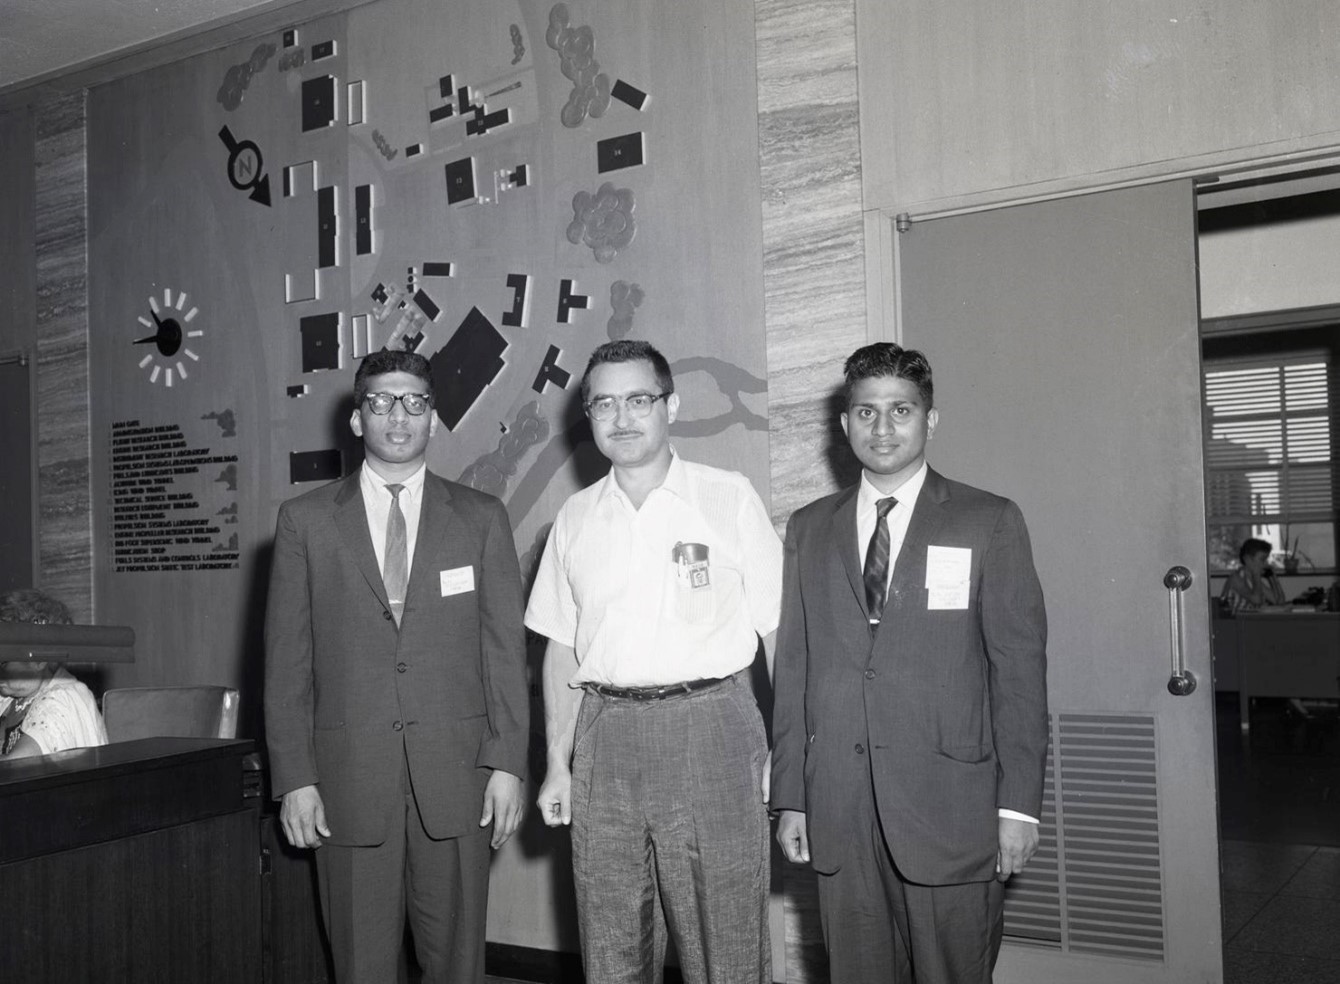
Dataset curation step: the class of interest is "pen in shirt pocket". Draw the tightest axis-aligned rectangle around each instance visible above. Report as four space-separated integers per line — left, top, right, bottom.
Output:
672 541 710 588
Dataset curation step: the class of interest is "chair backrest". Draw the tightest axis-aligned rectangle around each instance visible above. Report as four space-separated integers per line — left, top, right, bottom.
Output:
101 685 239 742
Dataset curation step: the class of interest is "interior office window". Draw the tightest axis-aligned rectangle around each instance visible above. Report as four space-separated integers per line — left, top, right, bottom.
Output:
1204 354 1335 574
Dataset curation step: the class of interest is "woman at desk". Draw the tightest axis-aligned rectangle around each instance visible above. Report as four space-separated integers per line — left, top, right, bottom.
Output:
0 589 107 759
1220 538 1287 614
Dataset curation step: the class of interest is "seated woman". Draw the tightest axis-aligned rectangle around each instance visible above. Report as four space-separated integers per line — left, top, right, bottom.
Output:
0 589 108 759
1220 537 1287 614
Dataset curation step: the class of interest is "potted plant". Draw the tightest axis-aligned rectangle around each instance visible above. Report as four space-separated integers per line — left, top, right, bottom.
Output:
1279 529 1306 574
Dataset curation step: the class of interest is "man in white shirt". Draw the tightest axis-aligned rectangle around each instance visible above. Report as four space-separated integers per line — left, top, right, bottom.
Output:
770 342 1049 984
265 349 528 983
526 340 782 984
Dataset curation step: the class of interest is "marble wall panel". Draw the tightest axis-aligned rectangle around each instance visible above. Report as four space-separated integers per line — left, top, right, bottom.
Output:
33 91 92 620
755 1 865 980
756 0 868 527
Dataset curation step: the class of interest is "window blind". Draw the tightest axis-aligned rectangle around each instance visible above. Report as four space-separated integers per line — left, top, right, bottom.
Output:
1204 358 1333 524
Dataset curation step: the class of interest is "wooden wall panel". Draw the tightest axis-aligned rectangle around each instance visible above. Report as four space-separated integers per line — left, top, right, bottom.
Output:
84 0 770 701
80 0 771 955
860 0 1340 213
0 107 40 593
0 108 37 351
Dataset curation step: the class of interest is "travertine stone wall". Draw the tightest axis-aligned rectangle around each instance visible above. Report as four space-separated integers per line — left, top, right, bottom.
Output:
755 3 865 981
33 91 92 620
757 0 866 529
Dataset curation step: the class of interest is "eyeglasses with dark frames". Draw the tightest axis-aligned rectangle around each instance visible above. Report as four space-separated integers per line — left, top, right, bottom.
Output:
363 392 433 416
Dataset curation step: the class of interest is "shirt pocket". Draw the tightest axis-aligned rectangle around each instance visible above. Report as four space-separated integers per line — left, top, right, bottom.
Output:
673 575 717 623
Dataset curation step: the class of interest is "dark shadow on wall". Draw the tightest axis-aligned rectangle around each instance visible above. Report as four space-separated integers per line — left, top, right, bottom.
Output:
512 659 582 953
333 393 364 479
245 392 361 744
824 383 861 491
237 539 271 742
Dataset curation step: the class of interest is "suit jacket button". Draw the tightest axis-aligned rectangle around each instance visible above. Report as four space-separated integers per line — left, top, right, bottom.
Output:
864 668 876 679
383 611 393 621
397 662 408 673
854 743 865 755
392 721 403 732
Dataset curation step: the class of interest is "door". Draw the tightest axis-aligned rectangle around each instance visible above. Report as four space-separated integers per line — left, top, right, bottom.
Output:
0 354 36 592
896 181 1221 982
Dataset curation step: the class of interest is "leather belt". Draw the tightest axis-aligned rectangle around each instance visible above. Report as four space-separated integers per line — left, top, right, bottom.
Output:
585 676 730 701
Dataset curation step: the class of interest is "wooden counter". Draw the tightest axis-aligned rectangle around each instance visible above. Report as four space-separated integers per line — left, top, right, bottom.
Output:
0 737 260 983
1211 612 1340 731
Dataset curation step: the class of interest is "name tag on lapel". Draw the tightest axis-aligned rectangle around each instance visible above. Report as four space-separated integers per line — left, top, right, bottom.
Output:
440 566 476 597
925 545 970 610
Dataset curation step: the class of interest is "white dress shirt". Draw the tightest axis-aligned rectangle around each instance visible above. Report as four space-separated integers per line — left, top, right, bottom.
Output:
856 461 928 597
525 450 782 687
359 461 426 577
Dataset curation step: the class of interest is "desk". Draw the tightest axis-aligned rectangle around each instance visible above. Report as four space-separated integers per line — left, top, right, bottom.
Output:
0 737 260 983
1213 612 1340 731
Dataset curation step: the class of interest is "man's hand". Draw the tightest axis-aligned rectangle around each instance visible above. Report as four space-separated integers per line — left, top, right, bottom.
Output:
776 809 811 864
480 770 525 849
996 816 1039 881
279 784 330 849
537 766 572 827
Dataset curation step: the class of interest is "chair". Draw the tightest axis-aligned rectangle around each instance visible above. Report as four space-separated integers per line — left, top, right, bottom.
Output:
101 685 240 742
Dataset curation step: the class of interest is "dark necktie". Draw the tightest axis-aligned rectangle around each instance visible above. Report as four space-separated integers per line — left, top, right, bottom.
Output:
863 496 898 623
384 484 408 626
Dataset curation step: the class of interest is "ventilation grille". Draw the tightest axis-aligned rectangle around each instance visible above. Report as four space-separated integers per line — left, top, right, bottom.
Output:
1004 713 1165 961
1002 751 1061 947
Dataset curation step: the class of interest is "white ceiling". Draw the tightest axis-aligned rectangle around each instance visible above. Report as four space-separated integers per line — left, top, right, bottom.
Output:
0 0 276 91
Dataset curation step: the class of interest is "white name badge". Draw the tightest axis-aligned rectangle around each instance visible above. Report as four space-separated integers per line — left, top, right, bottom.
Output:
925 545 971 610
440 566 476 597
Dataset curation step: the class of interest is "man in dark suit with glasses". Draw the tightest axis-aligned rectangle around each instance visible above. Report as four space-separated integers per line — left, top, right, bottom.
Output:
265 348 528 983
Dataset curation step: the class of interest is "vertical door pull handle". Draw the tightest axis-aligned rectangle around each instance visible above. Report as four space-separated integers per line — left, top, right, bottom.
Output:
1164 565 1196 696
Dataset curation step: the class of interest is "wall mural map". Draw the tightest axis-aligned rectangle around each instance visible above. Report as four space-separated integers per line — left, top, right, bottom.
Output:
86 0 768 692
86 0 766 947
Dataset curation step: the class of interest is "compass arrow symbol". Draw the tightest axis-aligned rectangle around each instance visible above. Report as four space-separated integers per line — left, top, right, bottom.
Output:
249 174 272 207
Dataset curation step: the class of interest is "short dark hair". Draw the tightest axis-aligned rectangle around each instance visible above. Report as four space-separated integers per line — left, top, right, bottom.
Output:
0 588 73 625
842 343 934 409
580 340 674 403
1240 538 1273 564
354 349 433 408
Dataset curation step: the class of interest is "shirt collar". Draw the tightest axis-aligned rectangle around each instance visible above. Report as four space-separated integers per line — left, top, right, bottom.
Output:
858 460 928 514
360 460 427 502
596 446 687 506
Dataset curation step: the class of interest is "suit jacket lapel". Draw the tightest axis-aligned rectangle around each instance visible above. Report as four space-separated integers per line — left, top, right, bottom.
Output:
887 467 951 613
333 473 389 606
829 486 868 620
408 473 457 607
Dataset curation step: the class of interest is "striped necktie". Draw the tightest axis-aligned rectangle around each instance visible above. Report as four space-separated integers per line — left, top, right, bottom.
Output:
384 483 408 626
863 496 898 623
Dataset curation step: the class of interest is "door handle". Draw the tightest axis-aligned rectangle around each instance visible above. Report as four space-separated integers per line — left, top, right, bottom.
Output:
1164 565 1196 696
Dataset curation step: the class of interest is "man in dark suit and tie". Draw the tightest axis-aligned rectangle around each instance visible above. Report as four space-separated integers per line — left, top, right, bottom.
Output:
771 342 1048 983
265 349 528 983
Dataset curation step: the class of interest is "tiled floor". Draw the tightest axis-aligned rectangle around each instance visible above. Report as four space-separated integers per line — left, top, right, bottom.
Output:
1216 695 1340 984
474 694 1337 984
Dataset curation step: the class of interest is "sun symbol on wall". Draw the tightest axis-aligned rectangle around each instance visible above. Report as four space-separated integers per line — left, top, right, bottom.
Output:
133 287 203 386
